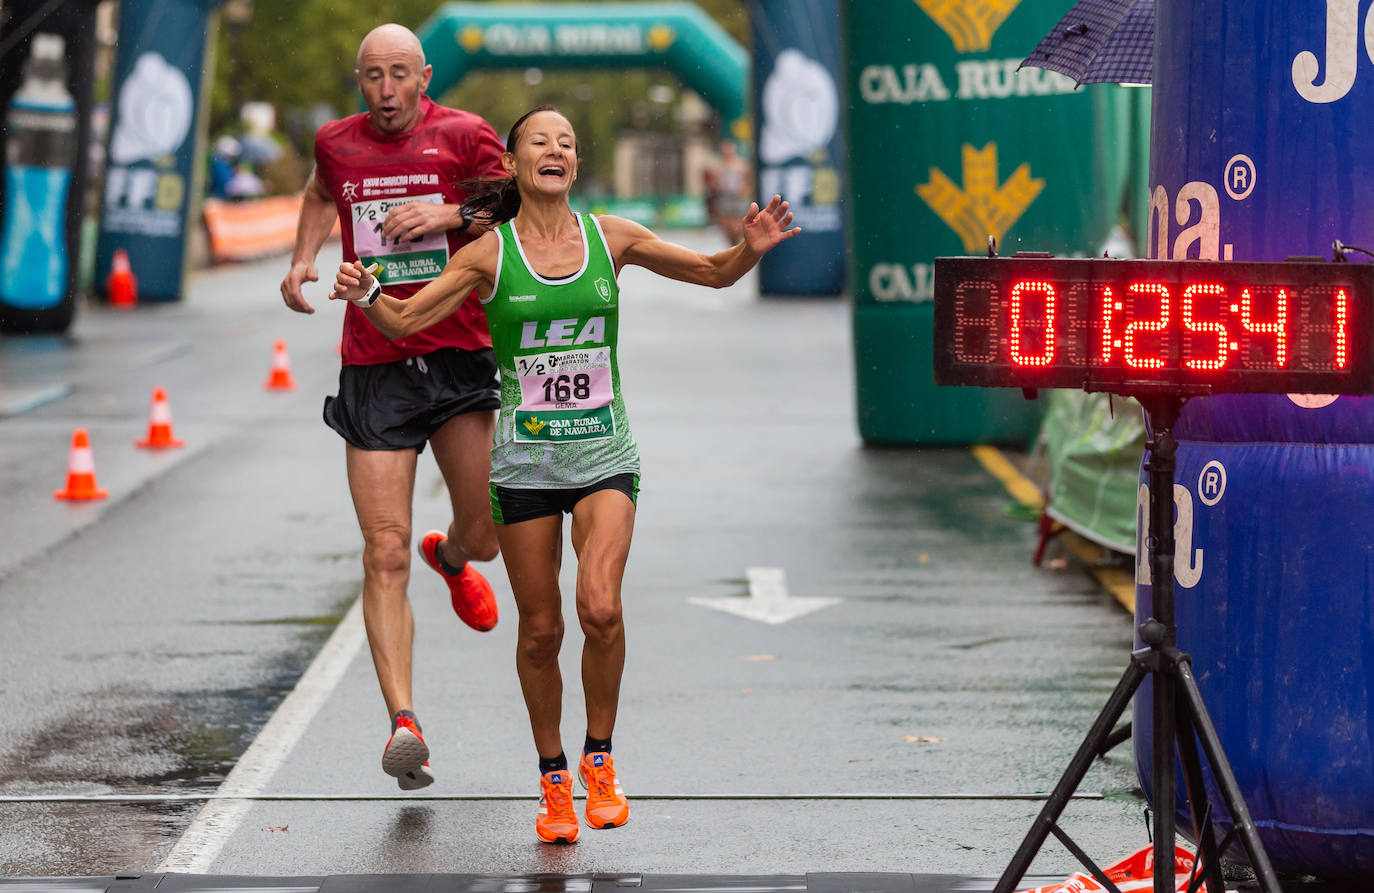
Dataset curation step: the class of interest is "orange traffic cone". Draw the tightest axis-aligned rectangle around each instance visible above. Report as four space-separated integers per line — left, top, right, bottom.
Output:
135 387 185 448
106 248 137 308
54 429 109 501
263 339 297 391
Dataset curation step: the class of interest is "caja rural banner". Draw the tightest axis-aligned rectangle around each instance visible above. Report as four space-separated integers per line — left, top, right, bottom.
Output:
96 0 216 303
1135 0 1374 878
843 0 1137 444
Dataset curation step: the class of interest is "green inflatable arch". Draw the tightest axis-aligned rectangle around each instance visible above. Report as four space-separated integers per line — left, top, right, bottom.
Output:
418 2 748 134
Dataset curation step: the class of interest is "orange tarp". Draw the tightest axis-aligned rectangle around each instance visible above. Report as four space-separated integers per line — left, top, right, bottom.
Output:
202 195 340 262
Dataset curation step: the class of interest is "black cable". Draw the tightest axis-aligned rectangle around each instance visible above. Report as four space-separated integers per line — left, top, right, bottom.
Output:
0 0 69 63
1332 239 1374 262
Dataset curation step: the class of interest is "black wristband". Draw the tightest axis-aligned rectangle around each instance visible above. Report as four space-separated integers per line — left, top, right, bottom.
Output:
456 210 473 233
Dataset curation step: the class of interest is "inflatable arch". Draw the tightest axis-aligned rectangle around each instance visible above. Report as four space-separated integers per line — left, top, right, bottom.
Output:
417 2 749 137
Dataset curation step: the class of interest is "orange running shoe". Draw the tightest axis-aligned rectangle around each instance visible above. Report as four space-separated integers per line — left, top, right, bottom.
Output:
536 769 580 844
578 751 629 829
418 530 498 631
382 715 430 781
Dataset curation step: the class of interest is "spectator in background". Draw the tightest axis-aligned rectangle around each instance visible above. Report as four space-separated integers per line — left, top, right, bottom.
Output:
208 135 241 199
224 161 266 200
703 139 751 242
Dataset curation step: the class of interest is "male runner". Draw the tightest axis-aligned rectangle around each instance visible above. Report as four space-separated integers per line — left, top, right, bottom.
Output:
279 23 506 790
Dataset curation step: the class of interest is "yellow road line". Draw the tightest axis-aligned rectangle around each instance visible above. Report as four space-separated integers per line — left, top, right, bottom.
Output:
969 445 1042 506
970 445 1136 614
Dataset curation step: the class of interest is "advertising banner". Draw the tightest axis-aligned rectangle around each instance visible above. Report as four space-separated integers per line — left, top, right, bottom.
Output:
95 0 215 303
748 0 845 296
842 0 1136 444
0 0 99 333
1136 0 1374 878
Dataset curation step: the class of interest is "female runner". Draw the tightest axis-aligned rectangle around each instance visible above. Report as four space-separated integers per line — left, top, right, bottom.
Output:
333 105 799 844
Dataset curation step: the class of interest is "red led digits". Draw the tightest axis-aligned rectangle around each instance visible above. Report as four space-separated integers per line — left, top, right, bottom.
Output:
1337 288 1349 368
1182 283 1229 371
931 257 1371 395
1123 283 1169 369
1100 286 1121 364
1009 280 1056 366
1240 287 1288 367
1297 286 1351 370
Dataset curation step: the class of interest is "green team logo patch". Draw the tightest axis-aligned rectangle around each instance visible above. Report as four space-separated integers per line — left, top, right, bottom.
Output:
516 406 615 442
595 277 612 301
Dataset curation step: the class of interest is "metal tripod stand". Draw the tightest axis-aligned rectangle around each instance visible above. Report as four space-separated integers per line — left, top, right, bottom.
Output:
991 394 1282 893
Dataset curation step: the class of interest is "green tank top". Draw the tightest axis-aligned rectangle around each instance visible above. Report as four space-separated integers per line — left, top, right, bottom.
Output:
482 213 639 488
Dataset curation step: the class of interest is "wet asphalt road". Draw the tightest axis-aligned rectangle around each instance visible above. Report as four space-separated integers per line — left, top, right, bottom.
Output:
0 232 1146 883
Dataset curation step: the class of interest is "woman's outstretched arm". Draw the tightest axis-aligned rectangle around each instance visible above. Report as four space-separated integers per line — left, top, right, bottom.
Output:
601 195 800 288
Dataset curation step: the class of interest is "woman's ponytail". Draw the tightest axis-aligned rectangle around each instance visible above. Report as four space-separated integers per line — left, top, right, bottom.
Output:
459 176 520 227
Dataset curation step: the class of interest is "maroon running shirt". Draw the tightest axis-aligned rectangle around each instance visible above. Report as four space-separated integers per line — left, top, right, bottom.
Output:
314 96 507 365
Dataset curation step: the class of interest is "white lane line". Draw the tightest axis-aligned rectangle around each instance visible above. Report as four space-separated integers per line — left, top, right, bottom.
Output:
157 596 365 873
0 383 72 417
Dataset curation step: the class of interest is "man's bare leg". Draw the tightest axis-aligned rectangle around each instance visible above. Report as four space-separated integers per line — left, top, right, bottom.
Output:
429 410 498 567
346 444 420 719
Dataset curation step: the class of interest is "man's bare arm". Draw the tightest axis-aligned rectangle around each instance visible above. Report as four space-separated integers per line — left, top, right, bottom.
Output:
280 168 338 315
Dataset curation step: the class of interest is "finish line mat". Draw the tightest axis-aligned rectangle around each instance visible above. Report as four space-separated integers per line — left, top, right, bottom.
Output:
0 874 1065 893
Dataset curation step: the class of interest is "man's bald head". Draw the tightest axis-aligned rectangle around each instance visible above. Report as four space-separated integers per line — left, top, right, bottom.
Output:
357 23 426 69
354 23 433 135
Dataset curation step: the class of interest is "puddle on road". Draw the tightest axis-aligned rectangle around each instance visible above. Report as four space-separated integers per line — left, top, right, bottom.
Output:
21 585 355 791
0 800 202 876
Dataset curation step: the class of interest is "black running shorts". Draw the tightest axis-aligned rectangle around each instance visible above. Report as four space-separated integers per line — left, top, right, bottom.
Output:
489 473 640 525
323 348 499 453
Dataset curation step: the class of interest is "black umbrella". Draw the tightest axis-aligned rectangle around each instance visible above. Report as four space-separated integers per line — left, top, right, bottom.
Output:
1021 0 1154 86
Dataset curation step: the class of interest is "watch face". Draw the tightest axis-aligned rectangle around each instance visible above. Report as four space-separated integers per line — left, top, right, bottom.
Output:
933 257 1374 396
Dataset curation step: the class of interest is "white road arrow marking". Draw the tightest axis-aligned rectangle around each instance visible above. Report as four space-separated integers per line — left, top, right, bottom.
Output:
689 567 841 624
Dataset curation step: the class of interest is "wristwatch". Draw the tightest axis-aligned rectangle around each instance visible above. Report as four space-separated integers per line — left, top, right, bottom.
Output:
352 277 381 309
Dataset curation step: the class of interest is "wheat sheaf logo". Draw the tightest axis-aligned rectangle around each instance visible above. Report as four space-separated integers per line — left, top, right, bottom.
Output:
916 143 1043 253
522 417 548 436
914 0 1022 53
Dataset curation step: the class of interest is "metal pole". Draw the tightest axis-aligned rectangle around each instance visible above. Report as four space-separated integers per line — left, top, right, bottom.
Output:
1144 406 1179 893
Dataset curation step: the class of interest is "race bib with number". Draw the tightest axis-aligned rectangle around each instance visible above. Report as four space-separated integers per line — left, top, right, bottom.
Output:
513 347 615 442
350 193 449 284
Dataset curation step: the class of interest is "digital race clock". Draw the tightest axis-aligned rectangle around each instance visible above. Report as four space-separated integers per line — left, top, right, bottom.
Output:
932 257 1374 395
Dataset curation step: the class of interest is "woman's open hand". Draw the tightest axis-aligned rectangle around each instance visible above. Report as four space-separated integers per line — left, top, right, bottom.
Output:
742 194 801 255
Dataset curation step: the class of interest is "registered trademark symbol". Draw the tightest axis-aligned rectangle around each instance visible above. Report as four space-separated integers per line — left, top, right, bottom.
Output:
1224 154 1256 201
1198 460 1227 507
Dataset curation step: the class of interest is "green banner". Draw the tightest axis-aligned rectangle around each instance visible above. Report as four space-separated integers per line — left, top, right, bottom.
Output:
843 0 1140 444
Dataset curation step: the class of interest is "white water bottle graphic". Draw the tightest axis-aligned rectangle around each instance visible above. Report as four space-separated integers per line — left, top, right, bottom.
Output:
1 33 77 309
